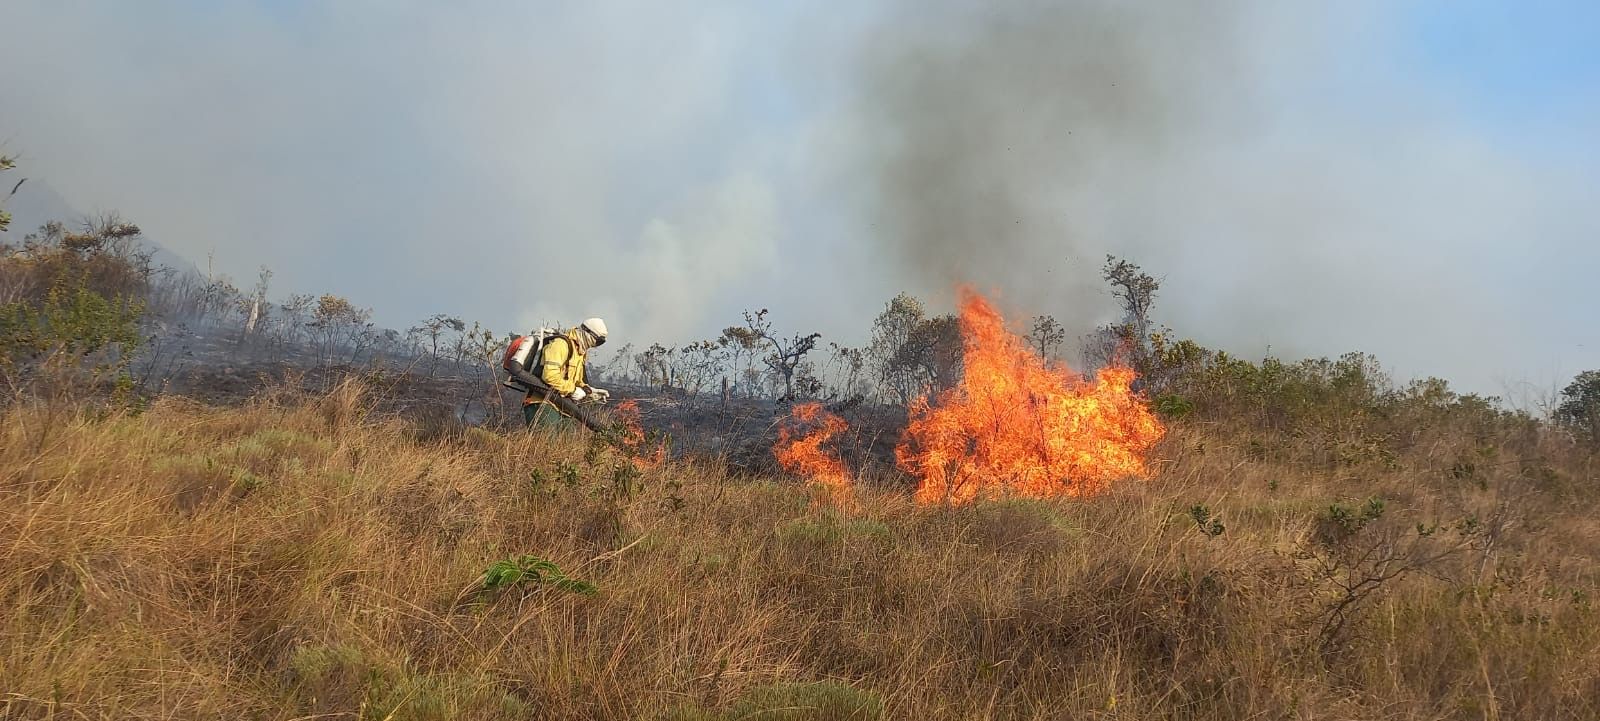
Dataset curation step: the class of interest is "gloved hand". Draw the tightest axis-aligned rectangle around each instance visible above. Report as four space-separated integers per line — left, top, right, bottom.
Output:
590 387 610 403
569 387 588 402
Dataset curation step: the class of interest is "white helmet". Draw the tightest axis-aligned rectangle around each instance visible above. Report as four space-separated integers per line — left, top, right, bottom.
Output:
581 317 609 345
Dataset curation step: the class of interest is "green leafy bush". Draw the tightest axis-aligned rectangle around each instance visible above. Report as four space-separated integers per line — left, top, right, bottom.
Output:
1154 393 1194 418
1555 370 1600 446
1316 497 1386 545
1189 504 1225 537
1 281 143 374
480 555 596 596
1 217 150 402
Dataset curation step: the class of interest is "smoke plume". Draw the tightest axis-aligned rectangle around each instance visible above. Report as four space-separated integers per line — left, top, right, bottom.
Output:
847 1 1600 392
857 1 1248 323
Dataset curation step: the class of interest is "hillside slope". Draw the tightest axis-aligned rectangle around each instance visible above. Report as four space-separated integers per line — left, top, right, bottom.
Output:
3 381 1598 720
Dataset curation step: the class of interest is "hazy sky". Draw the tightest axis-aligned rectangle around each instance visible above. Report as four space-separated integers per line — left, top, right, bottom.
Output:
2 1 1597 398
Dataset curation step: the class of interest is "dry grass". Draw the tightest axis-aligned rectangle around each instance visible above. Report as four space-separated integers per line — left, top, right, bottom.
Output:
3 381 1599 720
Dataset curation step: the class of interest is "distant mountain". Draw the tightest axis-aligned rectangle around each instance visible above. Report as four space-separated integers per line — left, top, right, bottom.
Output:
2 178 197 273
1 177 77 239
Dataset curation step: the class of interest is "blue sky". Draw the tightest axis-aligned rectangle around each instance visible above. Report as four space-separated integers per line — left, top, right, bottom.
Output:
0 1 1596 399
1400 0 1600 382
1406 0 1600 127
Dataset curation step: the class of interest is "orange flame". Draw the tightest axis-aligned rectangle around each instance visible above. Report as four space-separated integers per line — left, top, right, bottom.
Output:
614 400 666 470
775 402 855 505
896 288 1165 506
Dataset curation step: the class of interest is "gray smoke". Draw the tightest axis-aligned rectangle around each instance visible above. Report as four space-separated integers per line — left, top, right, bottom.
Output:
857 0 1248 330
844 1 1600 394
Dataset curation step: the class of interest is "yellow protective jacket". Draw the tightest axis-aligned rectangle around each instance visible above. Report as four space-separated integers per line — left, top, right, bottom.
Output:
524 329 588 406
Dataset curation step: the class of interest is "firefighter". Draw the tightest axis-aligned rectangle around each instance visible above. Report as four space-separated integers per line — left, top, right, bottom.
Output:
504 318 611 430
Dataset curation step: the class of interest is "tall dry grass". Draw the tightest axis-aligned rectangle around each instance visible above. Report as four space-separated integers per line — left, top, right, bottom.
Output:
3 380 1598 720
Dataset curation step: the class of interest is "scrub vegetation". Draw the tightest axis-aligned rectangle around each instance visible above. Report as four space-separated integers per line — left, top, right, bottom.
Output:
4 159 1600 719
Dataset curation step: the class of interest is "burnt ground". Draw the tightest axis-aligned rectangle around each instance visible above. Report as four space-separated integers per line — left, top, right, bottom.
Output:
616 391 910 484
132 321 912 488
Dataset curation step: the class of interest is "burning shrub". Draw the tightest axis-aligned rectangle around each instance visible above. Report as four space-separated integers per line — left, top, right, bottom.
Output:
771 289 1166 508
608 399 666 470
774 402 855 505
897 289 1165 506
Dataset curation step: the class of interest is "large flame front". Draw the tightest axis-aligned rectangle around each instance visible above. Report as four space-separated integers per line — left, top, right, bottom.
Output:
896 288 1165 506
775 402 854 505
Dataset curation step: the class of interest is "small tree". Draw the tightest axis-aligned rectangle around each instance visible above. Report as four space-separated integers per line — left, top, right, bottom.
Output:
634 343 676 389
307 294 373 366
274 293 315 353
1085 255 1161 373
742 365 764 398
678 339 728 398
868 293 927 406
742 308 821 401
825 342 868 400
1104 255 1159 336
889 314 962 399
1555 370 1600 447
793 361 825 399
408 313 465 377
592 341 634 384
1027 314 1065 360
441 320 503 420
719 325 763 398
189 251 244 328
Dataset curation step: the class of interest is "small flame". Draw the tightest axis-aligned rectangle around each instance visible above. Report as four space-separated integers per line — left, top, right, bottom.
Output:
775 402 855 505
896 288 1165 506
614 400 666 470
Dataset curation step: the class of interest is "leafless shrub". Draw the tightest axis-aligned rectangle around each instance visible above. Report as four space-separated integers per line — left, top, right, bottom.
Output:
740 308 821 402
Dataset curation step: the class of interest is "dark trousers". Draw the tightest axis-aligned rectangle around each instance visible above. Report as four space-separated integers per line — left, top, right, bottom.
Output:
523 402 576 432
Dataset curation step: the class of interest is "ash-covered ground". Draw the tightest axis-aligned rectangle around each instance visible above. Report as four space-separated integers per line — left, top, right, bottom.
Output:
133 319 910 485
